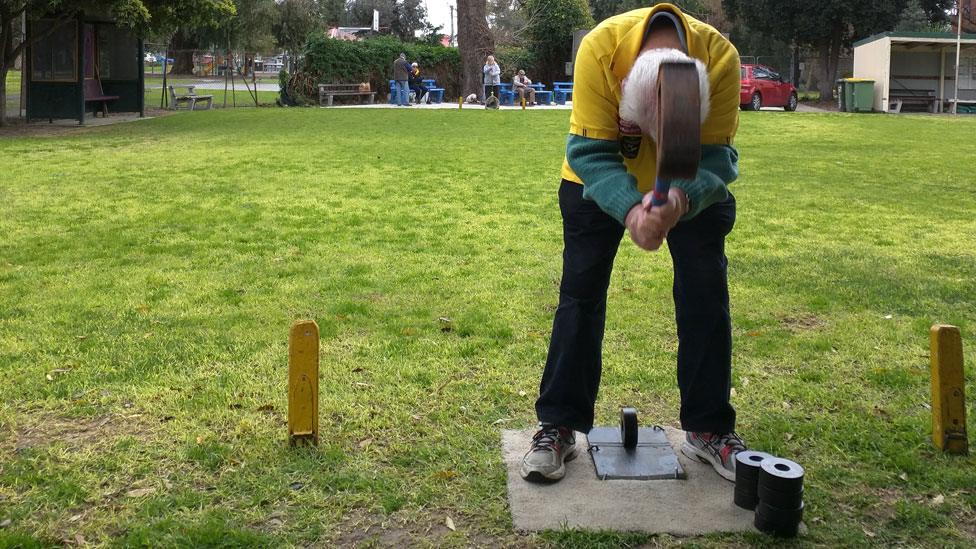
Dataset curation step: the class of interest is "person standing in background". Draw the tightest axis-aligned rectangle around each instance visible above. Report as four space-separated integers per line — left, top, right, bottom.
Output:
392 53 412 107
483 55 501 102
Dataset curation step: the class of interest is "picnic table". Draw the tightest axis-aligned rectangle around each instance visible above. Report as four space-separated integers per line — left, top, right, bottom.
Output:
319 83 375 107
553 81 574 104
945 98 976 114
887 89 939 113
168 85 213 111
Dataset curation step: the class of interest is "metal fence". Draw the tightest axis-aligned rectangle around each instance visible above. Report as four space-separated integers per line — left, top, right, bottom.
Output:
144 45 283 109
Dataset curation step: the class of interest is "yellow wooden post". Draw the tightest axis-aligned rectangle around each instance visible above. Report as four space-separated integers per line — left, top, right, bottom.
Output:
288 320 319 446
930 324 968 454
521 97 526 110
458 95 463 110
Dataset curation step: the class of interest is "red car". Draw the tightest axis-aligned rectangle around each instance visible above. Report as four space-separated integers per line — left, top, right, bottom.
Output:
740 64 798 111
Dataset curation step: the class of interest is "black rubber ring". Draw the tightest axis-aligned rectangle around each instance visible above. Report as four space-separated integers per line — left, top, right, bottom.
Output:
620 407 638 449
759 457 805 492
758 482 804 509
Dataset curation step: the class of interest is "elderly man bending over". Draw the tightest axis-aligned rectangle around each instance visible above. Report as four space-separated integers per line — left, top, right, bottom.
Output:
521 3 745 484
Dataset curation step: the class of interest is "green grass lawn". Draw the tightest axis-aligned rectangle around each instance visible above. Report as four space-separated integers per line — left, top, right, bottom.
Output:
1 108 974 547
144 86 280 109
4 69 21 112
6 69 20 89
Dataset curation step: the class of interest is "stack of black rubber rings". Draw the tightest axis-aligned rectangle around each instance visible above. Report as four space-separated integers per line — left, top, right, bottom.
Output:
734 451 805 537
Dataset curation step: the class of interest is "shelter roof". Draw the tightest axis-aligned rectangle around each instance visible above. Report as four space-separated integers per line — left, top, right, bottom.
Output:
854 31 976 49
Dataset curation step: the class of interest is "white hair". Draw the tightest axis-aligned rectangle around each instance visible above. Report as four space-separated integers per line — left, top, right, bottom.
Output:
618 48 711 140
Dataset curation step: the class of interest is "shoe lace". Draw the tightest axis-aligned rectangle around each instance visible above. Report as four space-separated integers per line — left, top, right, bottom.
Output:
530 425 561 453
717 431 746 453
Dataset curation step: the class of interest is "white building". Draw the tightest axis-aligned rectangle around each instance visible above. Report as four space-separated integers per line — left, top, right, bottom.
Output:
853 31 976 113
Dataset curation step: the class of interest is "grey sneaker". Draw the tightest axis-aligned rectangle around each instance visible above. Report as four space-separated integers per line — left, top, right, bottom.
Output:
681 431 746 482
519 424 578 483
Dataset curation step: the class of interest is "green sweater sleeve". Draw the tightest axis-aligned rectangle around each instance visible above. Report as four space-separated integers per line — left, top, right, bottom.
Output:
566 135 644 225
671 144 739 219
566 134 739 224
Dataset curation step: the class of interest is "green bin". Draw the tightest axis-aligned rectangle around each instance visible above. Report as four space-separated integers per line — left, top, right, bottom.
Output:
845 78 875 112
836 79 847 111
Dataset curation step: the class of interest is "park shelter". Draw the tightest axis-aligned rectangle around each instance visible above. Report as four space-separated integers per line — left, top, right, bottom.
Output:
25 9 144 124
853 32 976 113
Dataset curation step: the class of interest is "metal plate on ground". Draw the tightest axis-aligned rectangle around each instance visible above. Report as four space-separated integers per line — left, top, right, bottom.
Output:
588 426 686 480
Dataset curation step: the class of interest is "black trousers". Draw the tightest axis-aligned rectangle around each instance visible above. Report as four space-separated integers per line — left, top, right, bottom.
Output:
535 180 737 434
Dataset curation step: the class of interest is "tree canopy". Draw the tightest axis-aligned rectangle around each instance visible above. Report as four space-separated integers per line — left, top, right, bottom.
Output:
722 0 953 96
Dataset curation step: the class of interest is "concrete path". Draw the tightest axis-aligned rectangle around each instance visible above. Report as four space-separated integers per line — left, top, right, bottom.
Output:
503 427 777 535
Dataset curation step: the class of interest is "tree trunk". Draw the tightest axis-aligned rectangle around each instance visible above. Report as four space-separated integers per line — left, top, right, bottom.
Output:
170 29 197 75
0 66 7 127
457 0 494 100
1 11 12 128
816 23 843 101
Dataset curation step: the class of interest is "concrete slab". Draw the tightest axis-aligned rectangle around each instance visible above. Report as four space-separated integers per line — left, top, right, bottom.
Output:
502 427 758 535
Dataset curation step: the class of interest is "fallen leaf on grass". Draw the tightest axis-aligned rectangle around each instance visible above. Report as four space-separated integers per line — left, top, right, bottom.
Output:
196 436 204 444
69 514 83 522
518 390 527 397
492 418 510 425
884 314 892 319
445 516 456 531
359 438 373 449
785 433 794 441
729 388 737 397
257 404 275 412
931 494 945 505
268 518 284 528
75 534 86 545
126 487 155 498
411 414 422 421
863 528 876 538
76 335 88 340
898 472 908 481
434 470 457 480
781 401 791 410
0 519 11 528
354 382 373 388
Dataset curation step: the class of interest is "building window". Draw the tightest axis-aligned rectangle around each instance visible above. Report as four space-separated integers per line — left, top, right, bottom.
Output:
31 20 78 82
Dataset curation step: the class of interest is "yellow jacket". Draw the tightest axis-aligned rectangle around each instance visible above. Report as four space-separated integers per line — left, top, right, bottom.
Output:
561 4 741 195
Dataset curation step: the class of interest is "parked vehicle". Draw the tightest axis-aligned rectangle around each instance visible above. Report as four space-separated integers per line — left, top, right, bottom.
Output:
740 64 798 111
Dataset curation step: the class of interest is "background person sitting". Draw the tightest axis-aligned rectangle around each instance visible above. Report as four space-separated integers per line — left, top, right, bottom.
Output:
409 62 430 104
513 69 537 106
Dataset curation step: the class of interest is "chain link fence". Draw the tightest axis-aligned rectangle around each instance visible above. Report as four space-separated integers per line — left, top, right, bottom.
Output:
144 45 283 109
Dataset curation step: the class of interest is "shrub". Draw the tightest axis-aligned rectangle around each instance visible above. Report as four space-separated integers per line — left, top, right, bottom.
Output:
296 34 461 101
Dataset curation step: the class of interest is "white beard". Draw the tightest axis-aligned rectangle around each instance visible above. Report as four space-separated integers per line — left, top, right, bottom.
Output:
618 48 711 140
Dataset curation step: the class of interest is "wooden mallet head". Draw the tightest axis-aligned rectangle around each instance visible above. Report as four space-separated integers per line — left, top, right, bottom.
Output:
650 61 702 206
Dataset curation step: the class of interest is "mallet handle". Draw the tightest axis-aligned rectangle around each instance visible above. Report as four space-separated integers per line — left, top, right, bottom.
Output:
650 177 670 207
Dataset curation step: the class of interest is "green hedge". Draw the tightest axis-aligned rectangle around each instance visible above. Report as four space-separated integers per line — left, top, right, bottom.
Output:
296 35 461 101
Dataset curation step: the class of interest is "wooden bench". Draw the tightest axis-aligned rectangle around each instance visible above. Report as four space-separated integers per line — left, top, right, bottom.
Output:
168 85 214 111
888 89 939 113
318 83 375 107
84 78 119 117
